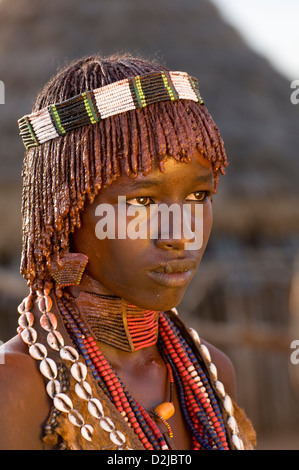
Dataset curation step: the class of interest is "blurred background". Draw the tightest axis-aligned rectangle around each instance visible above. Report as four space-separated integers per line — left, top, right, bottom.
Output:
0 0 298 449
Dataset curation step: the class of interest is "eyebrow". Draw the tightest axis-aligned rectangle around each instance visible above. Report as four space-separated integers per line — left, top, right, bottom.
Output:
193 174 215 184
124 179 163 190
125 173 214 190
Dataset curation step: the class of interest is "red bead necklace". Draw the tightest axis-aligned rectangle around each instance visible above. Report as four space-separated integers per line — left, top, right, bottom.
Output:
83 334 169 449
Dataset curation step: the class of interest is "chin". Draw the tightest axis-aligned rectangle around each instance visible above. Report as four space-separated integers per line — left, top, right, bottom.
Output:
126 288 186 313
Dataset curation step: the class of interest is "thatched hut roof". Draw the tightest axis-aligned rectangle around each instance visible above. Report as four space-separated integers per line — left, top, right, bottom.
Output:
0 0 298 261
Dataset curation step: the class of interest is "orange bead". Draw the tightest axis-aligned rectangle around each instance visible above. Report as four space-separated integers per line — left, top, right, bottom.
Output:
154 402 175 421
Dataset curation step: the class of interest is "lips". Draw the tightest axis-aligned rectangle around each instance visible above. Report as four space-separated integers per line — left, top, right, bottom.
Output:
151 259 197 274
147 259 196 288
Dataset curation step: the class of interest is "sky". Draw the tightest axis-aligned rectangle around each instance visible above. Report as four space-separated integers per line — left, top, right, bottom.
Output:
210 0 299 81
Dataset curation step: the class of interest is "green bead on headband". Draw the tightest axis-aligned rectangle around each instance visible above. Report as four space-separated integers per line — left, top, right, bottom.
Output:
18 71 204 150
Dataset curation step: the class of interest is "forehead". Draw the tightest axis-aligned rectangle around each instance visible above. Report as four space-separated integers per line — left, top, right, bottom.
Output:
103 148 214 195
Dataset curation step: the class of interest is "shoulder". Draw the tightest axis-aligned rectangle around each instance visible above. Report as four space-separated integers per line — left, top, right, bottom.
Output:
0 335 51 449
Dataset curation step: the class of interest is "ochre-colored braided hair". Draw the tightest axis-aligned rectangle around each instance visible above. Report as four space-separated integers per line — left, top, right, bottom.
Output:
20 53 228 291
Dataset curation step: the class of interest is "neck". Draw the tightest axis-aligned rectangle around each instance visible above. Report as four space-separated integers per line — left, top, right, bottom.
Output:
71 289 160 353
67 271 113 298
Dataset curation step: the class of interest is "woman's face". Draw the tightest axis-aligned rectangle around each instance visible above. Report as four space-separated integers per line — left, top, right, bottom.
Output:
71 148 215 311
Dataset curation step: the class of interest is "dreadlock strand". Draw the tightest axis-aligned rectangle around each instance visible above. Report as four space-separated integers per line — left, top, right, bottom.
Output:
67 132 78 227
127 111 139 176
92 124 103 191
174 101 198 160
135 110 152 175
103 118 114 186
141 109 156 167
147 104 167 165
158 102 180 158
119 112 133 176
196 107 219 158
44 146 54 233
82 129 92 195
110 118 121 183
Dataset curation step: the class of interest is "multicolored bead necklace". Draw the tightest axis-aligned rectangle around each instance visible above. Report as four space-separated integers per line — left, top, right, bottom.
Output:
57 293 232 450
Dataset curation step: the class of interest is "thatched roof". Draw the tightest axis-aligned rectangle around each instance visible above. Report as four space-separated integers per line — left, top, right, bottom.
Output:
0 0 298 260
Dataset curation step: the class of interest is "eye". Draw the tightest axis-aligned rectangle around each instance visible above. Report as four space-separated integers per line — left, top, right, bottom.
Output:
186 191 211 202
126 197 153 206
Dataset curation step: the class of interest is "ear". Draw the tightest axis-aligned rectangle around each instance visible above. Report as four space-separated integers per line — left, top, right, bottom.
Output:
49 252 89 287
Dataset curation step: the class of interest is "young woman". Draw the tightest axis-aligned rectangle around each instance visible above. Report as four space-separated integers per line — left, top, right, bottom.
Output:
0 54 256 450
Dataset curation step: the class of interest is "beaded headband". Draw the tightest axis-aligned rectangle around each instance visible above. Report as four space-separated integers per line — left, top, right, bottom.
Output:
18 71 204 150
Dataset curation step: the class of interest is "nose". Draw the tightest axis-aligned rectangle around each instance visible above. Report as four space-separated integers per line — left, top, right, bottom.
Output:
153 203 201 251
155 237 190 251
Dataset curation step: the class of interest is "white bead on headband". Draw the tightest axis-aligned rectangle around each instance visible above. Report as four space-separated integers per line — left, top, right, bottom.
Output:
18 71 204 150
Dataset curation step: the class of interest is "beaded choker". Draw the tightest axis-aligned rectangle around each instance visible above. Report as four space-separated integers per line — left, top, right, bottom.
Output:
18 71 204 150
74 291 159 352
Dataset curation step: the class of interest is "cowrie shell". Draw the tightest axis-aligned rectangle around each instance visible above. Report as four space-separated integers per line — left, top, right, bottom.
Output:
24 295 33 311
17 301 25 314
29 343 47 360
232 434 244 450
53 393 73 413
223 395 233 416
46 379 61 398
110 430 126 446
21 326 37 345
68 409 85 427
99 416 115 433
44 295 53 312
40 357 58 380
71 362 87 382
17 295 33 314
189 327 201 344
87 398 104 419
227 416 238 434
75 381 92 401
38 295 52 313
215 380 225 398
60 345 79 363
40 312 57 331
81 424 94 441
209 362 218 381
200 344 211 363
18 312 34 328
47 330 64 351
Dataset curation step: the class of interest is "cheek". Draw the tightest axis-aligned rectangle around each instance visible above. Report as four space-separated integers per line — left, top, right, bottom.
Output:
204 202 213 233
190 202 213 245
94 237 148 276
200 203 213 251
91 239 150 299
